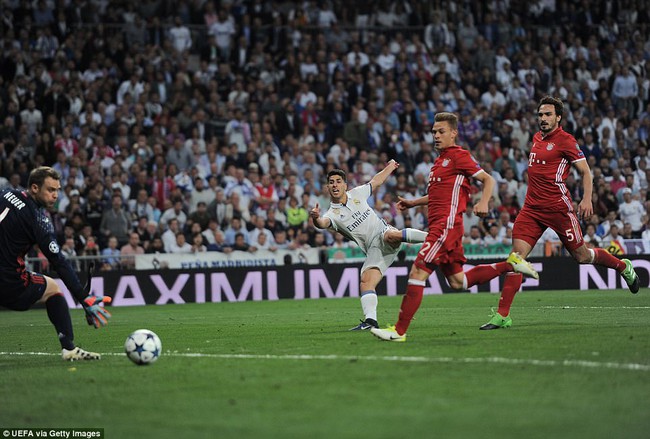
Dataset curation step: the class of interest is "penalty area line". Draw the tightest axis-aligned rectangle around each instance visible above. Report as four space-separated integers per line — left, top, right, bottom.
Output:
539 306 650 309
0 351 649 372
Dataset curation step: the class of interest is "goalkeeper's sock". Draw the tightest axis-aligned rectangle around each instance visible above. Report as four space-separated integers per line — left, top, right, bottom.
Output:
402 228 427 243
497 273 522 317
46 293 75 350
395 279 425 335
360 290 378 321
592 248 626 271
464 262 512 289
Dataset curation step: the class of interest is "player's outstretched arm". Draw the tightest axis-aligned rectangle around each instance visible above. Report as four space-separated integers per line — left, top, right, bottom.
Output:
310 203 331 229
34 211 112 328
396 195 428 211
369 159 399 192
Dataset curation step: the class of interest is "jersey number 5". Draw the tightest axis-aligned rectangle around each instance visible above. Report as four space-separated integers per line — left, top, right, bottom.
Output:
565 228 575 242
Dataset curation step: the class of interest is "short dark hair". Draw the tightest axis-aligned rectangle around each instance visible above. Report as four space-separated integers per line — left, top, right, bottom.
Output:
28 166 60 188
434 112 459 130
537 95 564 119
327 169 346 183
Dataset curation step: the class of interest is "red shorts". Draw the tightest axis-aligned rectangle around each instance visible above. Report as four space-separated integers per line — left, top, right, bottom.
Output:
513 206 584 251
414 222 466 277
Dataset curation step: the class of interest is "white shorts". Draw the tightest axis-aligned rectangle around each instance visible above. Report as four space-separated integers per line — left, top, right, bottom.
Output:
361 227 401 275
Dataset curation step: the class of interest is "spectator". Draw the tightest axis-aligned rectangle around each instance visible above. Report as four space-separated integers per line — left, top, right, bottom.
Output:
188 201 211 231
209 9 236 62
207 230 232 253
99 194 131 246
128 189 155 223
190 233 207 253
249 216 276 248
61 237 80 271
618 188 646 237
168 16 192 55
161 218 181 253
286 195 308 234
169 232 192 254
232 232 254 252
145 237 166 255
224 216 249 246
463 225 484 245
159 199 188 232
101 236 121 270
120 232 145 269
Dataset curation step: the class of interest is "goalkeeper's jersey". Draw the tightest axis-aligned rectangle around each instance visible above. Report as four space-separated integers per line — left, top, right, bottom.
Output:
322 183 389 254
0 188 84 299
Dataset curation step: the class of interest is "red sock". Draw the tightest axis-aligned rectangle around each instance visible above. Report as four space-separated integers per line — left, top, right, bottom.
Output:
497 273 522 317
395 281 425 335
465 262 512 288
592 248 626 271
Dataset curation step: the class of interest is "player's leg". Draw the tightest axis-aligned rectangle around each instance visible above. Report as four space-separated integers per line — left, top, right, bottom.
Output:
449 250 537 290
480 208 542 330
491 238 533 322
348 267 383 330
35 274 76 351
351 242 395 330
36 275 100 361
370 262 429 342
371 232 441 341
552 210 639 293
383 227 427 247
570 244 639 293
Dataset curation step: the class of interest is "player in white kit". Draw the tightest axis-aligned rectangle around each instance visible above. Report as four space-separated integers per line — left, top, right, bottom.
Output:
310 160 427 330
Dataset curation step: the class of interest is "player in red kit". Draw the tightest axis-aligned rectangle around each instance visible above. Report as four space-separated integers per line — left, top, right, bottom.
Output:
480 96 640 330
371 112 538 342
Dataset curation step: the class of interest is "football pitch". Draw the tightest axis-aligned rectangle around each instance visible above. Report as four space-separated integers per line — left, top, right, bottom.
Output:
1 289 649 439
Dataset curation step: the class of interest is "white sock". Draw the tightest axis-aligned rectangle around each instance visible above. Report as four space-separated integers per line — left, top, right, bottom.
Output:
403 228 427 243
360 290 378 321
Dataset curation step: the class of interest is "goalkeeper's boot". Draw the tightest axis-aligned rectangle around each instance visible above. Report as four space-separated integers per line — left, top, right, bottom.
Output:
507 252 538 279
370 325 406 342
62 347 101 361
349 318 379 331
479 309 512 330
621 259 640 294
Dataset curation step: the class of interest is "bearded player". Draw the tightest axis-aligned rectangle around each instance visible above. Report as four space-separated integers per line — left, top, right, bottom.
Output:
479 96 640 330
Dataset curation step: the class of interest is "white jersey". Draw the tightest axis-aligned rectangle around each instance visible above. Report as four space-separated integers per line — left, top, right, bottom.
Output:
323 184 390 254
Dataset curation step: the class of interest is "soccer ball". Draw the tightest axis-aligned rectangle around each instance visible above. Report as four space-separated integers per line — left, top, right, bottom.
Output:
124 329 162 365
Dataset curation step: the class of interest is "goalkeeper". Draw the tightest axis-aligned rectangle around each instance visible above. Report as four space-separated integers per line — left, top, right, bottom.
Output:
0 167 111 361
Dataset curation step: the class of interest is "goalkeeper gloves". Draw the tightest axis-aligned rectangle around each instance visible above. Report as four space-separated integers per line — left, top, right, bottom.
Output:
83 294 112 328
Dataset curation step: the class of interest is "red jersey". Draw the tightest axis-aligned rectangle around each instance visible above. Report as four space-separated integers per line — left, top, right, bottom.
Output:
525 127 585 212
427 146 483 229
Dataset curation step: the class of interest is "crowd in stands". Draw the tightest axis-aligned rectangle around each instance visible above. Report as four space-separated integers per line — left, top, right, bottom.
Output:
2 0 650 270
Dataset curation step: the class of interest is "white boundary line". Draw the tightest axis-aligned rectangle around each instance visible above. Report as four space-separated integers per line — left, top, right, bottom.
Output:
538 306 650 309
1 351 648 372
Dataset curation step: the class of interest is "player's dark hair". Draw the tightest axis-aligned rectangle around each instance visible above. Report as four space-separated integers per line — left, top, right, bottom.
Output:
434 112 459 130
327 169 347 183
28 166 61 188
537 96 564 119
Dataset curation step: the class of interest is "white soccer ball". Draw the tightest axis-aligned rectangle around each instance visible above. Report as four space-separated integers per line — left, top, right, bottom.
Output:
124 329 162 365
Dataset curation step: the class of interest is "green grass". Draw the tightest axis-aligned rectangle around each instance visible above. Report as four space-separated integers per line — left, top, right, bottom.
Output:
1 289 649 439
